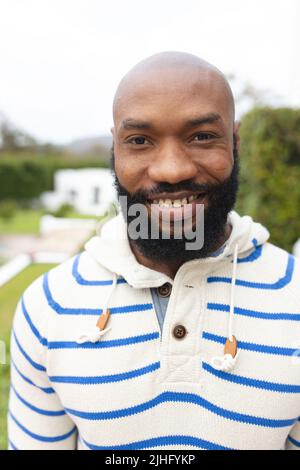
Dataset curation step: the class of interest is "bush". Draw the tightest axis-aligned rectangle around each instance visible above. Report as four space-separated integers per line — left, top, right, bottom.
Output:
0 199 18 222
51 203 74 218
236 107 300 252
0 159 52 200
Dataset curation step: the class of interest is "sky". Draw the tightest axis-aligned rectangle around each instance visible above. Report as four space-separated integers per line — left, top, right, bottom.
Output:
0 0 299 144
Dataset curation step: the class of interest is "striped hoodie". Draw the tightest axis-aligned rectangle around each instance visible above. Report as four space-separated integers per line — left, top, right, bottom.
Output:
7 210 300 450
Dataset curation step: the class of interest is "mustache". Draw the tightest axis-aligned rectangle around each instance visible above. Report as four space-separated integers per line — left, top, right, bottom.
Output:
129 180 217 202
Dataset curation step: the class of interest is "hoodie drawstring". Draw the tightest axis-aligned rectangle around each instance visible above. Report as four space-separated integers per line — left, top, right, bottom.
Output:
76 245 240 369
76 272 118 344
211 244 239 372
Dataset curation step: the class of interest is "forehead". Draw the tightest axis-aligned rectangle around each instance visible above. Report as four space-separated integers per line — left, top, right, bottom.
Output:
114 67 233 131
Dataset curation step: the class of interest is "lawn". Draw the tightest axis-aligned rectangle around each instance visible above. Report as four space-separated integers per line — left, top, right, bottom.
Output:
0 209 98 235
0 209 44 234
0 263 55 450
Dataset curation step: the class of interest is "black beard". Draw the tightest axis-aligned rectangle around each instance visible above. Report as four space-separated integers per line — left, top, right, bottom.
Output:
110 139 239 263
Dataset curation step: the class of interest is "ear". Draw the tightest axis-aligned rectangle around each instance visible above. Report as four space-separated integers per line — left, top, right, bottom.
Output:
233 120 241 152
110 127 116 151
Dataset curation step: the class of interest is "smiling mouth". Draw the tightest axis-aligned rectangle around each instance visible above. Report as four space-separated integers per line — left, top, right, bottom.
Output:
145 192 207 223
146 192 207 208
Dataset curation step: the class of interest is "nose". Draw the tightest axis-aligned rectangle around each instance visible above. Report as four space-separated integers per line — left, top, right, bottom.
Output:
148 140 198 184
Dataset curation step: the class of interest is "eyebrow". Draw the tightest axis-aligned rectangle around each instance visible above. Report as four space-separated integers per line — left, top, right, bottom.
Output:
120 112 222 131
184 113 222 128
121 119 152 130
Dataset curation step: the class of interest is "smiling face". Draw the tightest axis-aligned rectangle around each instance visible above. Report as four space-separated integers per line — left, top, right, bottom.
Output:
111 52 240 263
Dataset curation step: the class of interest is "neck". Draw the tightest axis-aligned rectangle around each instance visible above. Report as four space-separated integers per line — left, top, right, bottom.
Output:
129 222 232 280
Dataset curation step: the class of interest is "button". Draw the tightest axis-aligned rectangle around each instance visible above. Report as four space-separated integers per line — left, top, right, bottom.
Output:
172 324 187 340
157 282 172 298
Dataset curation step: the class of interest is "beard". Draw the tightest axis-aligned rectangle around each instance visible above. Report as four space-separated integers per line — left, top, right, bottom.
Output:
110 138 239 263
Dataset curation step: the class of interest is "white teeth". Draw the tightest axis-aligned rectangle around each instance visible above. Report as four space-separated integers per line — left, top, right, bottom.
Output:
173 199 182 208
152 195 198 207
158 199 173 208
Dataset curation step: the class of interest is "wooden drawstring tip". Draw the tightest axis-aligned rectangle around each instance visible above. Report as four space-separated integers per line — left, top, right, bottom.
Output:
224 335 237 358
96 308 110 330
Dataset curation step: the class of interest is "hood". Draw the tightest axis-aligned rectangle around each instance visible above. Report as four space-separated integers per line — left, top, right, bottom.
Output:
84 210 270 289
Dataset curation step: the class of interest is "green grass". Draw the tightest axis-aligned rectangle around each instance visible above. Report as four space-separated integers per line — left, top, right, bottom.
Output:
0 263 55 450
0 209 98 235
66 211 100 220
0 209 44 234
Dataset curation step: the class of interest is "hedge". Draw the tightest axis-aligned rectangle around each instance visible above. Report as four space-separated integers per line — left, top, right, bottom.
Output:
0 154 109 201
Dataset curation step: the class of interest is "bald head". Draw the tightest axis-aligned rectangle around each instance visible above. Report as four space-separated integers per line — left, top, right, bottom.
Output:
113 51 235 123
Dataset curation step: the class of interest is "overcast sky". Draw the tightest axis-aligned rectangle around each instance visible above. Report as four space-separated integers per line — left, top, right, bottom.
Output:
0 0 299 144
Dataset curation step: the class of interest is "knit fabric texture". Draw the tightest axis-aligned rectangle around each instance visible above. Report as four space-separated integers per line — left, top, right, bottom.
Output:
7 211 300 450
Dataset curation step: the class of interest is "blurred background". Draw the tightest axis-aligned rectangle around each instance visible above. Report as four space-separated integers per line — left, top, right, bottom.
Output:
0 0 299 449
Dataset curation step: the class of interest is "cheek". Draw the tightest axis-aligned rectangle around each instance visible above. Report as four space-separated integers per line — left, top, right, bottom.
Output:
114 153 148 191
196 150 234 182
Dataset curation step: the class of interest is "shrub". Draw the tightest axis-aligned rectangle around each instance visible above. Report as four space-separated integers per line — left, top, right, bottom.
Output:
51 203 74 218
236 107 300 252
0 199 18 222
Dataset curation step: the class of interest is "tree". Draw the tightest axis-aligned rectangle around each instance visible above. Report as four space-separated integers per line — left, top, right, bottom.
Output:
236 107 300 252
0 120 37 152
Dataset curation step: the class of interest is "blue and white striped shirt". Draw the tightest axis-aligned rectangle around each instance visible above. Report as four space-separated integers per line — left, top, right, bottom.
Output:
7 211 300 450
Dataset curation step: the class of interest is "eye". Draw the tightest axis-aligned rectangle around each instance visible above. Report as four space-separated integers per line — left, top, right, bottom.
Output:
127 136 150 145
192 133 215 141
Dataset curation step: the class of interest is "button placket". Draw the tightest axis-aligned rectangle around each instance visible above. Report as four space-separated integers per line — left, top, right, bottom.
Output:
159 272 203 384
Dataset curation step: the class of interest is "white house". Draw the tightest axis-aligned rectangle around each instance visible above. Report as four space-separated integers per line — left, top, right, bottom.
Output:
41 168 117 216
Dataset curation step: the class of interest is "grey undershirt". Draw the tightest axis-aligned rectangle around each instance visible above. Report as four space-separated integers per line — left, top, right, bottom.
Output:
150 289 170 332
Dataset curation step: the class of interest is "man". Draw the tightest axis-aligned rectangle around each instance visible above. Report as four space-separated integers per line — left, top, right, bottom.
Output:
8 52 300 450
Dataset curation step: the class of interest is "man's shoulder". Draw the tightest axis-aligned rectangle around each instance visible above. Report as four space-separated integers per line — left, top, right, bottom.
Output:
220 240 300 301
260 241 300 302
263 241 298 269
17 250 114 333
31 250 110 288
262 241 293 263
23 253 77 299
22 250 111 311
